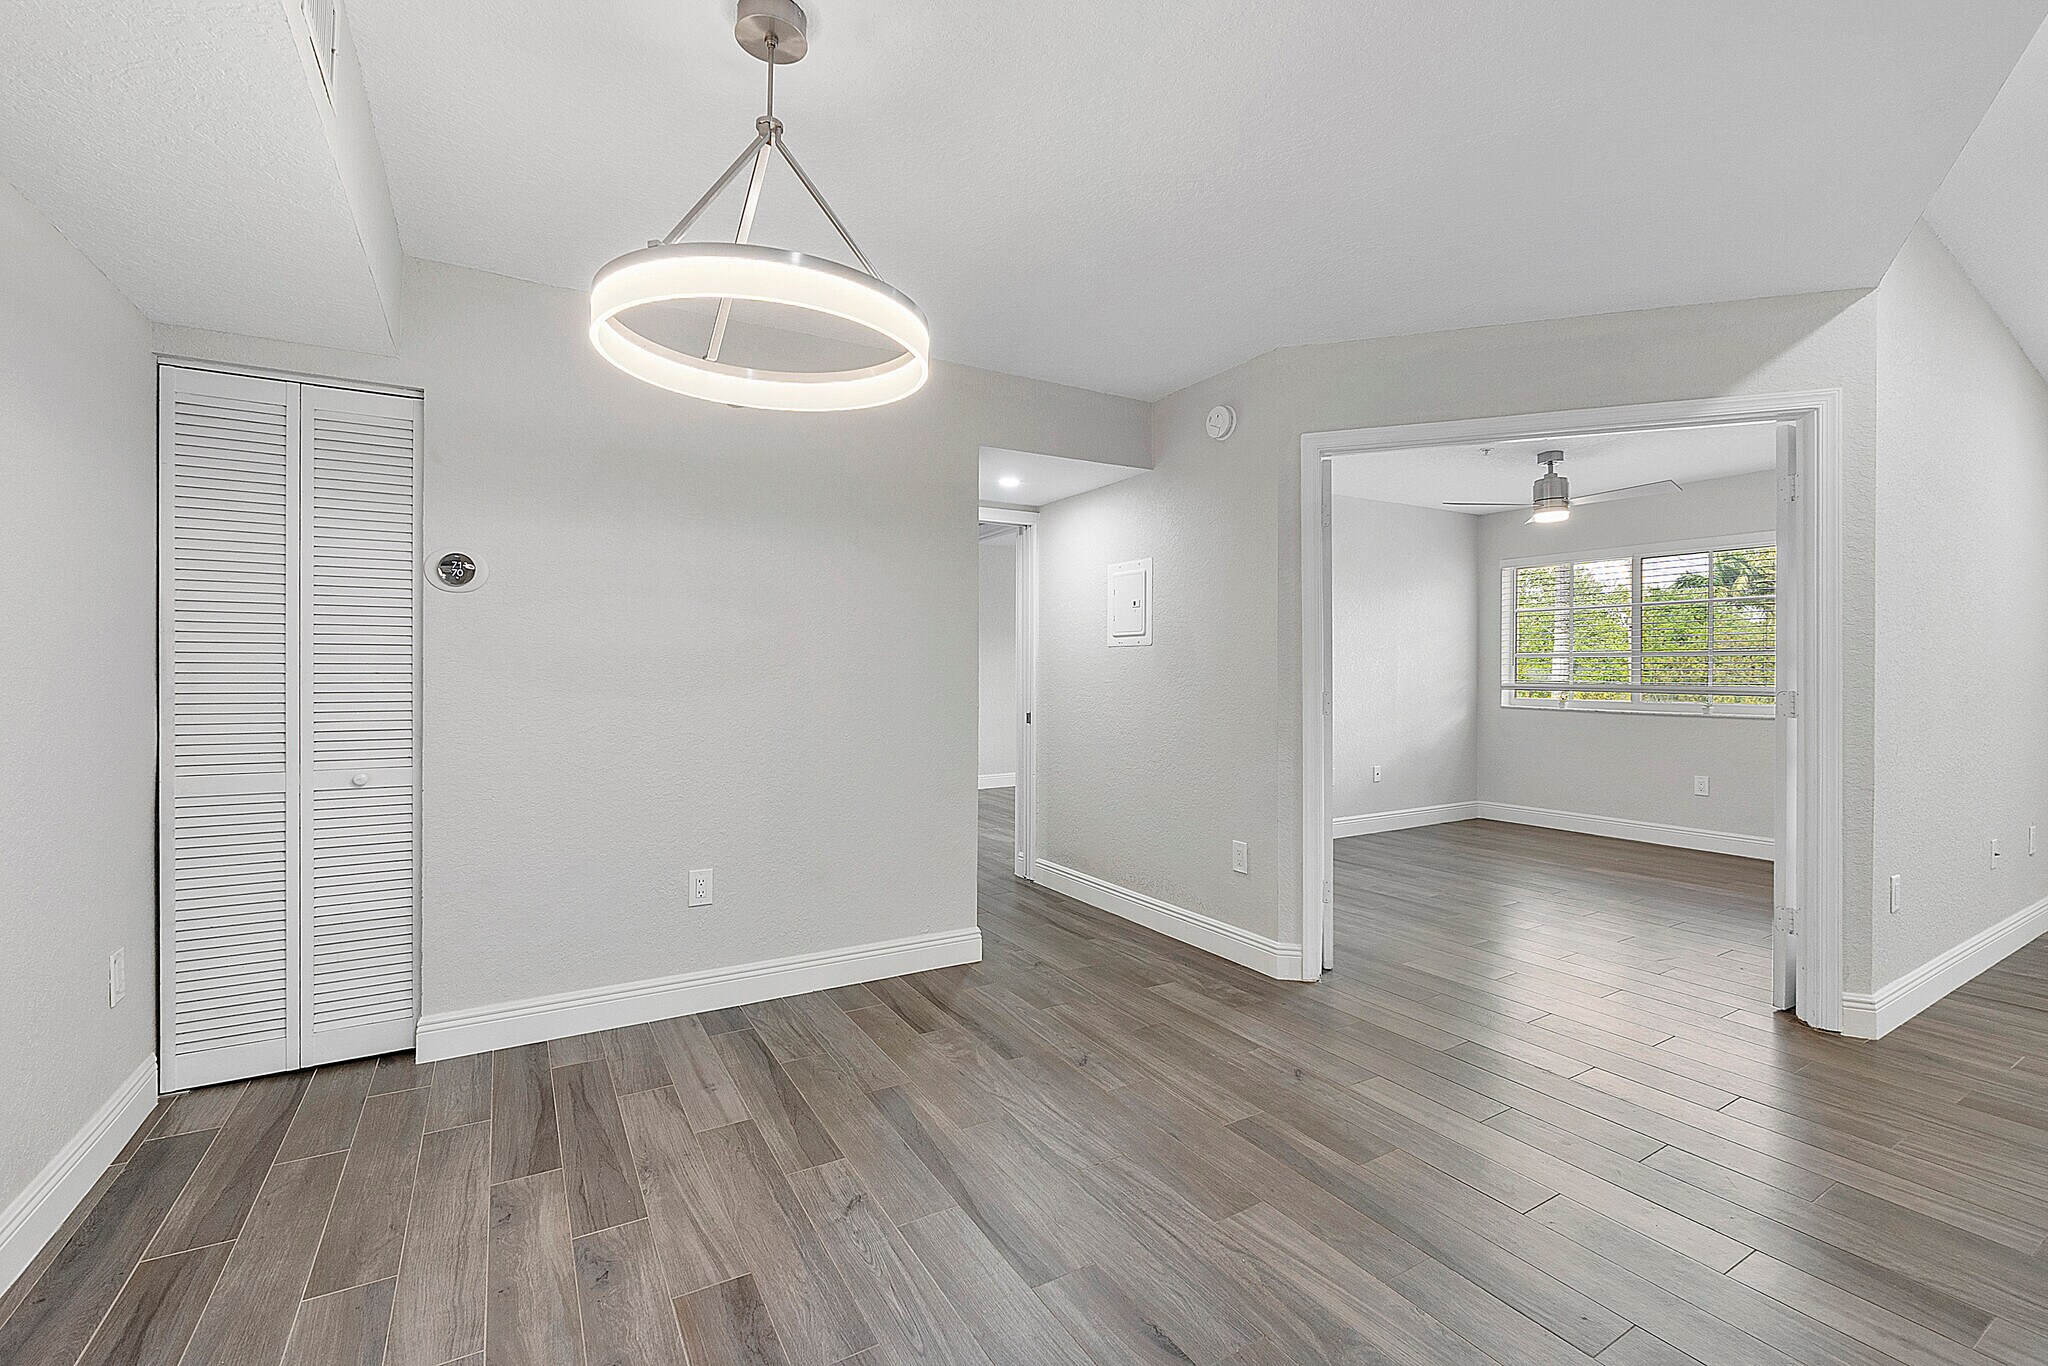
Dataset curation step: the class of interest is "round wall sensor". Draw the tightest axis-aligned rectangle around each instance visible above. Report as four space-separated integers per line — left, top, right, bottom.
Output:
1206 405 1236 440
428 549 487 593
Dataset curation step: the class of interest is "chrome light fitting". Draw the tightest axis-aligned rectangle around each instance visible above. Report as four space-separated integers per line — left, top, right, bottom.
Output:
589 0 929 411
1528 450 1571 523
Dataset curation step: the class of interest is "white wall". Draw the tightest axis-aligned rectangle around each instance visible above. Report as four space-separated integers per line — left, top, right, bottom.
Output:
1330 498 1479 822
157 258 1147 1026
1037 287 1877 979
979 535 1018 783
1477 472 1778 841
0 181 157 1216
1871 224 2048 989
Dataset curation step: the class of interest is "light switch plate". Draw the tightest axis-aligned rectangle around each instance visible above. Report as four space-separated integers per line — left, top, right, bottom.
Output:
109 948 125 1007
1106 559 1153 647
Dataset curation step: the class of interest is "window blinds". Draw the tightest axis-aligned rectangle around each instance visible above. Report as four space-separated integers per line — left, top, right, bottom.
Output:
1502 541 1776 716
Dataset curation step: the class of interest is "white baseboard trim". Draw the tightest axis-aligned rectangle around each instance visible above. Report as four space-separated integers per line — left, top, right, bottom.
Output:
0 1053 159 1295
1841 892 2048 1039
1033 859 1303 980
1475 802 1773 861
1333 802 1480 839
977 773 1017 790
415 927 982 1061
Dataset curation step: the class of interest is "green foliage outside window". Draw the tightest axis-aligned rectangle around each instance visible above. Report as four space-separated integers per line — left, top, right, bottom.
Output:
1506 544 1775 712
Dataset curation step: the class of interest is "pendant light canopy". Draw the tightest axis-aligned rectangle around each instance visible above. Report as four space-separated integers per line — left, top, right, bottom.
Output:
589 0 929 411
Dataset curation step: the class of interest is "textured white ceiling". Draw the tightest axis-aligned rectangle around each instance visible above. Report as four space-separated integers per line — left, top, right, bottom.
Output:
1927 21 2048 378
979 447 1145 509
347 0 2047 398
1330 422 1778 513
0 0 393 352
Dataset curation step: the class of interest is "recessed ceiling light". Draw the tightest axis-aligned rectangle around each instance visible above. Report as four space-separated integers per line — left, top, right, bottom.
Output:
998 475 1021 489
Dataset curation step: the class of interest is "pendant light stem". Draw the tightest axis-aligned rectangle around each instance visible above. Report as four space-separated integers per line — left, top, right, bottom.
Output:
772 133 877 276
661 132 769 244
704 139 774 361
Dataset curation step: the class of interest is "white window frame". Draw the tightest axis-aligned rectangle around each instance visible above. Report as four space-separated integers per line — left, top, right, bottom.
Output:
1499 531 1777 719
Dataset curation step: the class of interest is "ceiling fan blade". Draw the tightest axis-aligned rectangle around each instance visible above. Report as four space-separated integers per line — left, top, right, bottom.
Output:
1573 479 1682 506
1441 500 1522 509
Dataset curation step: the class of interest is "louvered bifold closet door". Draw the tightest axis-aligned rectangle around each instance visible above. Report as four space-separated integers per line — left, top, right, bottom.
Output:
159 368 301 1091
299 385 421 1066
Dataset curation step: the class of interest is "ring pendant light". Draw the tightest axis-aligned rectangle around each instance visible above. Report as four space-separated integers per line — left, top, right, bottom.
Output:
589 0 929 411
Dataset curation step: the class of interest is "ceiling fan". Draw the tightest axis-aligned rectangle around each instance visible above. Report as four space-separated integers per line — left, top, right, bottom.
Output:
1444 449 1681 524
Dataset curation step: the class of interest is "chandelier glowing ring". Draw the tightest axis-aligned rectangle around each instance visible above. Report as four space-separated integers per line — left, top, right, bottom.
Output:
590 243 930 411
589 0 929 412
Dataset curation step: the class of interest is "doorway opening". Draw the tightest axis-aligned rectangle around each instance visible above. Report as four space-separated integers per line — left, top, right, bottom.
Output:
980 507 1037 878
1300 394 1845 1031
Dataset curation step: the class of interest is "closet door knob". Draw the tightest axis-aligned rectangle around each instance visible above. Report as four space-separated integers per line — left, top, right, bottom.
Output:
350 773 370 787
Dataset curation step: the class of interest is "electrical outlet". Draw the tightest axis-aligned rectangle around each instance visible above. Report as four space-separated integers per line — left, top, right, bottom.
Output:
109 948 125 1007
1231 841 1249 874
1692 775 1710 797
1888 873 1901 915
688 868 714 907
1371 765 1382 784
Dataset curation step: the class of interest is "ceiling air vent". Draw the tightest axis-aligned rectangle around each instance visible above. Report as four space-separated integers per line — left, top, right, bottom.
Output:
302 0 339 99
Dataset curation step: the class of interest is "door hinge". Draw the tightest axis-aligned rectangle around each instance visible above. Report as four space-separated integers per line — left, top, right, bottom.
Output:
1781 689 1797 719
1777 905 1799 937
1786 472 1799 503
1324 880 1333 905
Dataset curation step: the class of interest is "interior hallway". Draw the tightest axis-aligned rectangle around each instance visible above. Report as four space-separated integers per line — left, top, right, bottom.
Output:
4 790 2047 1366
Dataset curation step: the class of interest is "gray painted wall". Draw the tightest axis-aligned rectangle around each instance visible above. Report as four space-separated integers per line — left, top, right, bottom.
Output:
0 180 158 1211
1038 286 1877 976
158 257 1147 1019
1330 498 1479 820
1035 417 1280 915
979 536 1017 781
1871 225 2048 988
1476 472 1778 839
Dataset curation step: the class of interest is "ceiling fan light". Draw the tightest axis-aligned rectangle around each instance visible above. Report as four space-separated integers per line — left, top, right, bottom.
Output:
1528 456 1570 524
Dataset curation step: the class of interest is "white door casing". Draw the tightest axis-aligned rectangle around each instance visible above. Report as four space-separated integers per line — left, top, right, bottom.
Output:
1773 420 1800 1011
1300 392 1843 1028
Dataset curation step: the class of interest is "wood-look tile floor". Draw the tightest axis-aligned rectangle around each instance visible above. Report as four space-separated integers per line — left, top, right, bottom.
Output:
8 791 2048 1365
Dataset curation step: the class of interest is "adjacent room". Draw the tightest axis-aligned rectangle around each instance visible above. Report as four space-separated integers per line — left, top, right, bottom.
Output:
1328 425 1788 1013
7 5 2048 1366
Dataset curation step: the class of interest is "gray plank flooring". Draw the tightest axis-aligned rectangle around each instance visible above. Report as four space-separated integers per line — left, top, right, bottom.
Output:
6 788 2048 1364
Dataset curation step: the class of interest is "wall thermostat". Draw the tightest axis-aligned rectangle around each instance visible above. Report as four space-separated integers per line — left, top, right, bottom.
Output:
428 549 487 592
1206 404 1236 440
